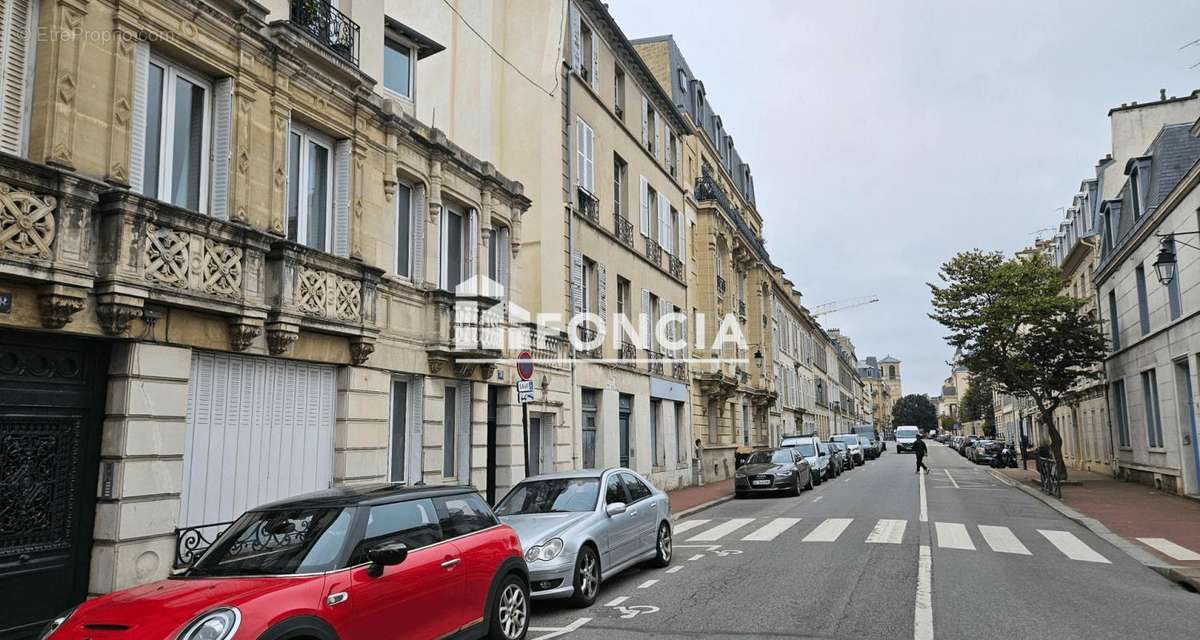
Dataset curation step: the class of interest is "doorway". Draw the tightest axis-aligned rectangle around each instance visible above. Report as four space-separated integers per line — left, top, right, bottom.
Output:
619 394 632 468
581 389 598 469
1180 359 1200 493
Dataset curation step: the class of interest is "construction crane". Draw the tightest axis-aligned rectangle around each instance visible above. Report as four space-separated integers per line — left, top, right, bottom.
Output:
809 295 880 318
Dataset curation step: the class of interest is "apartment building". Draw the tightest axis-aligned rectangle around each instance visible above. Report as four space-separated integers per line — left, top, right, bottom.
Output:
769 276 819 440
859 355 901 430
0 0 542 631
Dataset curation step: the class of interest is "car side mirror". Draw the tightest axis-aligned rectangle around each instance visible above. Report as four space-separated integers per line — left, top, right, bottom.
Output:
605 502 628 517
366 541 409 577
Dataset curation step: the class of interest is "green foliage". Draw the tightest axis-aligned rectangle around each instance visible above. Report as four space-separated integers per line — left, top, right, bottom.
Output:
892 394 938 431
961 377 995 424
929 250 1108 476
939 415 956 429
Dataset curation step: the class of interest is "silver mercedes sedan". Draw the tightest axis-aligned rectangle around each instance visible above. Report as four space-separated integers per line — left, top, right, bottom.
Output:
494 467 673 607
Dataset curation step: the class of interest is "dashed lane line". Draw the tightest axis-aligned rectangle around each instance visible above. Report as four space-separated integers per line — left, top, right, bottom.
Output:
914 545 933 640
687 554 704 561
944 469 959 488
637 579 658 589
604 596 629 607
530 618 592 640
665 566 683 574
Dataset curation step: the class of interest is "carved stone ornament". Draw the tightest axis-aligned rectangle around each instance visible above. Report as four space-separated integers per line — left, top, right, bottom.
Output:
97 302 142 336
203 239 243 298
37 293 85 329
349 338 375 366
0 182 58 260
228 320 261 352
267 326 299 355
455 363 476 379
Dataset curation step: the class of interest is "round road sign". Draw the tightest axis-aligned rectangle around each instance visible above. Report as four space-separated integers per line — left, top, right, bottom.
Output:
516 351 534 381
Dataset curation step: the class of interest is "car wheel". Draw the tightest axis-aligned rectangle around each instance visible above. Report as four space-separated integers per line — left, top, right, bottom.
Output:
569 545 601 607
650 522 672 567
489 574 530 640
790 477 801 496
804 470 815 490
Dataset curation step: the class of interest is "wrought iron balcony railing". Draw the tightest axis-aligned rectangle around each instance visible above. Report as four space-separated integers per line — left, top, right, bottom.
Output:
738 300 746 317
669 255 684 281
619 340 637 362
644 236 661 266
672 361 688 381
577 186 600 224
291 0 361 65
175 521 233 568
614 213 634 248
716 275 727 296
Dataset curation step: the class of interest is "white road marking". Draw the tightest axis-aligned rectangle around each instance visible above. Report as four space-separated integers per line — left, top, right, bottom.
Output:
978 525 1031 555
944 469 959 488
741 517 802 541
1137 537 1200 561
1039 530 1110 563
637 579 658 589
935 522 975 550
802 518 853 542
812 496 824 502
914 545 933 640
865 519 907 544
988 470 1014 486
688 554 704 561
686 518 754 542
665 565 683 574
604 596 628 607
530 617 592 640
672 519 711 535
919 468 928 522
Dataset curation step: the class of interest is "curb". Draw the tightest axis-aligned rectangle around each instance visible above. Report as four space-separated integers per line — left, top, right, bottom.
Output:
671 494 734 520
1011 480 1199 592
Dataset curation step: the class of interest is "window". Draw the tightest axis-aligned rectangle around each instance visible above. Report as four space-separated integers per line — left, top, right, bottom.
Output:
579 20 595 83
675 401 687 463
287 124 334 250
621 473 652 502
389 378 409 482
582 257 598 314
1168 266 1182 321
143 56 212 211
1108 290 1120 350
639 179 657 237
1129 168 1142 219
645 104 658 155
443 385 457 476
0 0 34 155
1142 369 1164 448
647 292 660 352
358 499 442 558
488 226 510 298
435 494 498 538
441 204 470 290
394 183 413 278
605 474 627 504
1136 264 1150 335
668 131 679 178
383 38 414 98
576 117 595 193
613 154 627 219
614 67 626 119
650 399 662 466
616 276 630 321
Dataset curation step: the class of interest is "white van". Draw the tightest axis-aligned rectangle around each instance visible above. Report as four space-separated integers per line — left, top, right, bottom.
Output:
894 425 921 453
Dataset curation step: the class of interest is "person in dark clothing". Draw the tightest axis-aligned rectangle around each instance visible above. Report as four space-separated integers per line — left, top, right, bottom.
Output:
913 433 929 474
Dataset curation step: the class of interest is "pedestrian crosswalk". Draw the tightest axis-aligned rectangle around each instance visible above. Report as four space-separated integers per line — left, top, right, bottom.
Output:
673 515 1122 565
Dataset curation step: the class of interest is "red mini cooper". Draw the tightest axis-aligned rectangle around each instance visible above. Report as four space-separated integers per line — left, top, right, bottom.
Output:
40 485 530 640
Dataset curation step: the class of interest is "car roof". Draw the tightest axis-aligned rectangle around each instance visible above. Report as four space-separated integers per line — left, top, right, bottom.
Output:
252 483 480 510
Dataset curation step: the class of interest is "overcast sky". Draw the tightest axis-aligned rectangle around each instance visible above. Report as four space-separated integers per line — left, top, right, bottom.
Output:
610 0 1200 397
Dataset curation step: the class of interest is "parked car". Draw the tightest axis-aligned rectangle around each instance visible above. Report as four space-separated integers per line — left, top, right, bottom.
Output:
960 435 979 456
894 425 921 453
735 448 814 498
831 434 866 464
824 440 851 474
42 484 531 640
495 468 672 608
969 439 997 464
780 435 833 482
858 434 881 459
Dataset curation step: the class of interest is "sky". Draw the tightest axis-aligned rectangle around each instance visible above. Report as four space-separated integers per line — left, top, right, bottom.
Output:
609 0 1200 397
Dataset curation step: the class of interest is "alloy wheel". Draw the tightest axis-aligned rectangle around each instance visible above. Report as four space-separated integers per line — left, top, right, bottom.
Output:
659 523 673 562
579 550 599 598
498 582 528 639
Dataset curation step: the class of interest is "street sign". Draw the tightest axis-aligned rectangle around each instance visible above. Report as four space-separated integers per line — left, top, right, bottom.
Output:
516 350 534 381
517 379 535 403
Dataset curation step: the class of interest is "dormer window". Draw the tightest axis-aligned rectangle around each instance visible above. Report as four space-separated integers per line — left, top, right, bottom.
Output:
1129 167 1142 218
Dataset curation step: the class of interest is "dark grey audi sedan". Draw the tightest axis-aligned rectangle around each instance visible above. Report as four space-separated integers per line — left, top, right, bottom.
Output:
734 448 813 497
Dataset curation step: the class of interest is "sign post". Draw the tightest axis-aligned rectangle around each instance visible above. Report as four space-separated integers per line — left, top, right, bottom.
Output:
516 352 535 478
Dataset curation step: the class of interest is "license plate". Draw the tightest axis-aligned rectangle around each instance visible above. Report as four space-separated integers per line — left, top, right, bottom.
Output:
752 479 771 486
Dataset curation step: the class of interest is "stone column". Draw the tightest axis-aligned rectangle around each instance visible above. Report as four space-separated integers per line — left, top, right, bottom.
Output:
90 342 191 595
492 385 525 492
334 366 391 485
601 387 620 468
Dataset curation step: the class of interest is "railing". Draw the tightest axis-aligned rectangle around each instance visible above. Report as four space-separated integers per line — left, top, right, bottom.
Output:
576 325 601 358
1037 455 1062 499
644 236 662 266
619 340 637 363
174 521 234 568
716 275 727 296
672 361 688 381
647 351 664 375
577 186 599 224
738 300 746 317
291 0 361 65
614 213 634 248
669 255 684 280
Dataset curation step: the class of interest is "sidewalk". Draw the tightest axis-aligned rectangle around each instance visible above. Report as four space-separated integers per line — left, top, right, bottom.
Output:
1000 465 1200 588
667 479 734 518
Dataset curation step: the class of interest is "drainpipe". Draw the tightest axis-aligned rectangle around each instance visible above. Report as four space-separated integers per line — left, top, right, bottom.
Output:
564 59 580 470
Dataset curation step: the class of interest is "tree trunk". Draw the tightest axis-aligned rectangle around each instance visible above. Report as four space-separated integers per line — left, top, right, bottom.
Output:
1040 409 1068 481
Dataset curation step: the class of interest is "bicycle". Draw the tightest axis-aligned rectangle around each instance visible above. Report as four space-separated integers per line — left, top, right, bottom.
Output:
1037 455 1061 499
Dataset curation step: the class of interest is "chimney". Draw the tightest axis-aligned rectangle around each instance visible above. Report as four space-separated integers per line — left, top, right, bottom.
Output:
1160 88 1167 101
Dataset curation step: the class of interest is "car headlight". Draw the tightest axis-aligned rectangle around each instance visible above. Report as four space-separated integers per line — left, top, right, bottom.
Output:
774 469 793 477
526 537 565 562
38 607 76 639
177 607 241 640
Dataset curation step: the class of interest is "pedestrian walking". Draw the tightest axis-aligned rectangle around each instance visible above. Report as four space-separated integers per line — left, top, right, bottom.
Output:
914 433 929 474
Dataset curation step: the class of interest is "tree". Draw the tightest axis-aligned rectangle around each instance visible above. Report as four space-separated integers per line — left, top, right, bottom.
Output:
892 394 938 431
939 415 956 430
929 250 1107 479
961 377 996 436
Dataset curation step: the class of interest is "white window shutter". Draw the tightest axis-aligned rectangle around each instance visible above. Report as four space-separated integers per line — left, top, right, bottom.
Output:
209 77 235 220
333 139 352 257
439 207 448 289
569 3 581 72
413 184 426 284
457 380 471 480
596 262 607 326
654 113 662 161
585 124 594 192
571 250 584 317
0 0 32 155
676 211 686 260
639 176 650 236
658 197 669 253
575 118 586 188
407 377 424 484
129 40 150 193
640 95 649 147
467 208 479 284
498 226 510 300
640 289 651 349
590 31 600 91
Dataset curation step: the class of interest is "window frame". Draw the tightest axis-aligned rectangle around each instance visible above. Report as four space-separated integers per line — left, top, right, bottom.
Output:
443 384 457 477
382 35 416 100
394 181 414 279
1135 264 1150 336
145 54 214 213
286 122 336 252
388 376 411 483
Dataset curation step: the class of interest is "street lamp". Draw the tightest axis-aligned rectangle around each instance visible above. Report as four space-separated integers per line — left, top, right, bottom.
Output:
753 349 763 369
1154 235 1177 286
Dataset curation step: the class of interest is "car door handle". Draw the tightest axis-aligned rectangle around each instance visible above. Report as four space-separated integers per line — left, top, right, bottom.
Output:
441 558 461 569
628 508 637 516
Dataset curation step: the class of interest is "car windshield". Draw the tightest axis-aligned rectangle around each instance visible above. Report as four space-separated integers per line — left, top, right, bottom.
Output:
494 478 600 515
748 450 793 465
188 507 354 577
788 443 817 457
896 428 920 438
833 436 857 445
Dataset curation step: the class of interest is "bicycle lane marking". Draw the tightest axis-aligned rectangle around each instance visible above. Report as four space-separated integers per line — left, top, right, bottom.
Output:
530 617 592 640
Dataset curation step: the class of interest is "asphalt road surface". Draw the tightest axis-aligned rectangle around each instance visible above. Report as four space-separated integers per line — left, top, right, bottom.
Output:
525 442 1200 640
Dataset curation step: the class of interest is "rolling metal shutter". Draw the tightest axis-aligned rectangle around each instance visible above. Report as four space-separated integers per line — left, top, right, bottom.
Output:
181 352 336 527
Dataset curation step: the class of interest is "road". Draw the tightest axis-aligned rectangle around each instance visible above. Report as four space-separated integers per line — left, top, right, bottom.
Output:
525 443 1200 639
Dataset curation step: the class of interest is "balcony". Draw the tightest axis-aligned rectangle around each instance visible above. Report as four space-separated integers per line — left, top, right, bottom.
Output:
672 361 688 381
738 300 746 318
716 275 727 297
290 0 361 66
644 237 662 267
669 255 684 281
426 288 504 379
614 213 634 248
577 186 600 224
646 349 664 376
619 339 637 363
